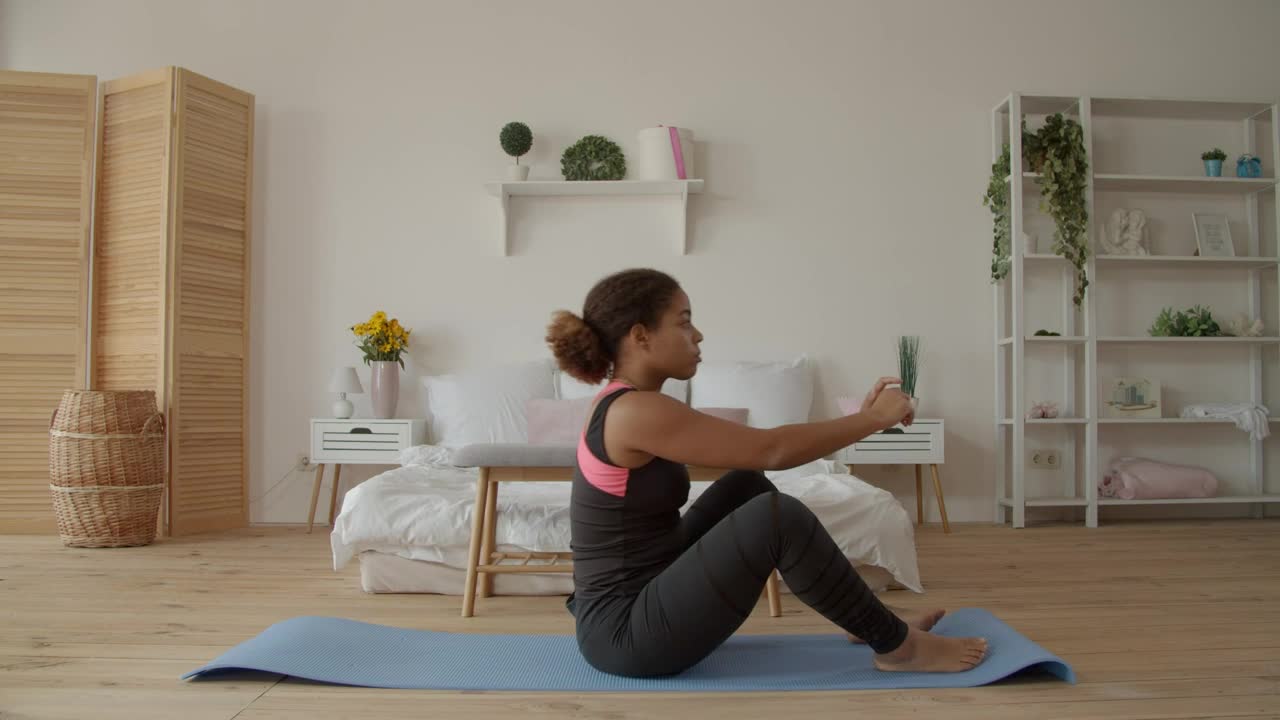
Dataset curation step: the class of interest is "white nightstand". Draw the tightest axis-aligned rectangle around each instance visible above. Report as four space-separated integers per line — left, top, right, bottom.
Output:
841 419 949 533
307 418 427 532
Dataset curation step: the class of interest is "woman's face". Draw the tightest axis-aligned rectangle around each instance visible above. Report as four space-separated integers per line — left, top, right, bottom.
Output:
646 289 703 380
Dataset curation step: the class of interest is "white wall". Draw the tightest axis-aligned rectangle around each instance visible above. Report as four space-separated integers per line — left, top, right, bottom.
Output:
5 0 1279 525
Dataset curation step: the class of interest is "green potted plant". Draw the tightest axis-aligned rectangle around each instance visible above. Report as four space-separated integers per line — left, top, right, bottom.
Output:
896 335 922 412
1201 147 1227 177
500 122 533 180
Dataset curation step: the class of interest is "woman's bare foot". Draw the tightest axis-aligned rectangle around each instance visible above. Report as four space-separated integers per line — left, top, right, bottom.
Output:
846 606 945 643
872 626 988 673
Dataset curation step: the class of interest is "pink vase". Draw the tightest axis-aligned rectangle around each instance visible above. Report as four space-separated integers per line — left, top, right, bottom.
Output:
370 361 399 419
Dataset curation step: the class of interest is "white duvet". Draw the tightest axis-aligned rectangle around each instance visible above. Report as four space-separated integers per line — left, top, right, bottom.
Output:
331 454 923 593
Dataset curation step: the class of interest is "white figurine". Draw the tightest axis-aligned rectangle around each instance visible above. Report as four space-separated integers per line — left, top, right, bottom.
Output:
1101 208 1150 255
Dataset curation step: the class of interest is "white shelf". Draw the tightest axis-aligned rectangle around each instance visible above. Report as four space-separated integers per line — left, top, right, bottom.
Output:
1099 495 1280 506
998 335 1087 346
1097 336 1280 344
991 92 1280 530
1099 417 1279 425
1089 97 1273 121
483 179 704 256
1094 255 1279 270
1000 418 1089 425
999 497 1090 508
1093 174 1276 195
484 179 704 197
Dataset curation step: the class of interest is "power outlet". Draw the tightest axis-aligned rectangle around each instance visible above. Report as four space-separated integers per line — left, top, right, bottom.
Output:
1028 449 1061 469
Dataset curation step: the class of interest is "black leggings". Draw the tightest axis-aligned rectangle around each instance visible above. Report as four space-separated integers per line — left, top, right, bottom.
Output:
576 470 909 677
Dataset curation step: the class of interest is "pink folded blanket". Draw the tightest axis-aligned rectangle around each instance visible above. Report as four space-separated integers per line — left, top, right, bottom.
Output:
1099 457 1218 500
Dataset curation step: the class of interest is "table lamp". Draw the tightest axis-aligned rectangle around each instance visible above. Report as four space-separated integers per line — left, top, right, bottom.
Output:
329 366 364 419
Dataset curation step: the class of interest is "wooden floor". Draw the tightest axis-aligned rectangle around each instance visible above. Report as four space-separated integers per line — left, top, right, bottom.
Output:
2 520 1277 720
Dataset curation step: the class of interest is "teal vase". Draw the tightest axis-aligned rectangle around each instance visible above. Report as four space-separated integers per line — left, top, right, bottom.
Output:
1203 159 1223 177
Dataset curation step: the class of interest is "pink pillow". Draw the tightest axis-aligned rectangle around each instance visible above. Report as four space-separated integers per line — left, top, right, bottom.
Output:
526 397 593 445
1100 457 1218 500
698 407 749 424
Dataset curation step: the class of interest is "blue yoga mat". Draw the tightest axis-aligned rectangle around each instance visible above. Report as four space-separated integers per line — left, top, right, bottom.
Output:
184 608 1073 691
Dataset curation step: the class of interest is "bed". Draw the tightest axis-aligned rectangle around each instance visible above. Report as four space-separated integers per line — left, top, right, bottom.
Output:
330 355 927 599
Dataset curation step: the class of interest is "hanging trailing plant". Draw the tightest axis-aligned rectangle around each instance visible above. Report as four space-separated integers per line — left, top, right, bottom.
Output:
982 145 1012 282
1036 114 1089 306
984 114 1091 306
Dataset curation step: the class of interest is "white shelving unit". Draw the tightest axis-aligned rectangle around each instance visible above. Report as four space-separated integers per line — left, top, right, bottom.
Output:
483 179 704 256
991 92 1280 528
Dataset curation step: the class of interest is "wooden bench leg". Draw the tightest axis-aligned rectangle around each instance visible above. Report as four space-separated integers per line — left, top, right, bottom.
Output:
914 464 924 525
462 467 490 617
306 464 325 534
766 570 781 617
931 463 951 534
479 476 499 598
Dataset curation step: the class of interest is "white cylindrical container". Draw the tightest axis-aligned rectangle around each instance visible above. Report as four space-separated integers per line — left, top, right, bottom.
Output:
634 126 696 180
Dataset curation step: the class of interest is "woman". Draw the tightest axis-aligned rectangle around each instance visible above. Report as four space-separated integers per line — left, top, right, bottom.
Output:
545 268 987 679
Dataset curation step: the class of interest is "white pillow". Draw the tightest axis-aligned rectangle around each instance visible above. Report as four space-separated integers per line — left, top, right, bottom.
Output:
423 358 555 446
689 355 814 429
555 370 688 403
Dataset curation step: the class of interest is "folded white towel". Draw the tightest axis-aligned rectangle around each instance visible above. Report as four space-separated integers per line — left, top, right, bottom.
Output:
1180 403 1271 440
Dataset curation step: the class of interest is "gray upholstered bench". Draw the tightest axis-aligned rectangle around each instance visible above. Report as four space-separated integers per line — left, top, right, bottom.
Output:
450 443 781 618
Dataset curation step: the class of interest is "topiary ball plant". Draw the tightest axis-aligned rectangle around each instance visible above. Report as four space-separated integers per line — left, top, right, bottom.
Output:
500 122 533 165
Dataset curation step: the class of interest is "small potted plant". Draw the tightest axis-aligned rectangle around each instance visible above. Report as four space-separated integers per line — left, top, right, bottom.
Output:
896 335 921 413
1201 147 1227 177
500 121 533 181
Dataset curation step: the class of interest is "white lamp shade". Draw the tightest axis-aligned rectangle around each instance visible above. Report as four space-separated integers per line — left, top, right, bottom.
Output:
329 366 364 394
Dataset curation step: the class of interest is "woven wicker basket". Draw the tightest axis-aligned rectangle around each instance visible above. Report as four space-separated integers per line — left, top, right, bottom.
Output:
49 390 166 548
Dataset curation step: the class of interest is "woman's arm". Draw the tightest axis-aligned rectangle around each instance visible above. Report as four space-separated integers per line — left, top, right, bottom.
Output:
605 378 912 470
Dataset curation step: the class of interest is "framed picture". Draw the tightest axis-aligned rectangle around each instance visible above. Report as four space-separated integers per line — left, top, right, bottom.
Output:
1193 213 1234 257
1102 377 1162 419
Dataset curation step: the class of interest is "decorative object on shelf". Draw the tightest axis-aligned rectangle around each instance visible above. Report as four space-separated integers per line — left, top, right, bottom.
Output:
1027 400 1060 419
1235 153 1263 178
561 135 626 181
500 122 533 181
1222 313 1265 338
1180 403 1271 440
351 310 412 419
1099 457 1218 500
1201 147 1227 177
1033 329 1061 336
1192 212 1234 257
1103 377 1162 419
635 126 695 180
984 115 1089 305
896 335 921 412
328 367 364 419
1149 305 1222 337
1100 208 1150 255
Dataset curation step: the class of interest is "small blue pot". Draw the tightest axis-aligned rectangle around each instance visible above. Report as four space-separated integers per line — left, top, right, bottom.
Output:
1204 159 1223 177
1236 156 1262 178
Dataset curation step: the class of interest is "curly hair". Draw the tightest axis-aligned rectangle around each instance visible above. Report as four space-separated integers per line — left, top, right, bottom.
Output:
546 269 682 384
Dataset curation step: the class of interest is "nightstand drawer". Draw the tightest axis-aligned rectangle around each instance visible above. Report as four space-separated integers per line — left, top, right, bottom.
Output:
842 420 944 464
310 419 426 463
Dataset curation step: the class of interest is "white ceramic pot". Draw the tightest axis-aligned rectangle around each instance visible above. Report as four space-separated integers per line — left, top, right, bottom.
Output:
506 164 530 181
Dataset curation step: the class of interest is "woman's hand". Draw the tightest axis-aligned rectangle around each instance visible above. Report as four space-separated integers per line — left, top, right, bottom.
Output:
863 376 913 430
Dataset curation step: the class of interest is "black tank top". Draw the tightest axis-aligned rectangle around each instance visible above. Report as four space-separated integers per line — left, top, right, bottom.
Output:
569 384 690 607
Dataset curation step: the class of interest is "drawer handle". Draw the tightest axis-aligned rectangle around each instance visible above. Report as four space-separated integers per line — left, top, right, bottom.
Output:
348 428 372 434
882 428 905 435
